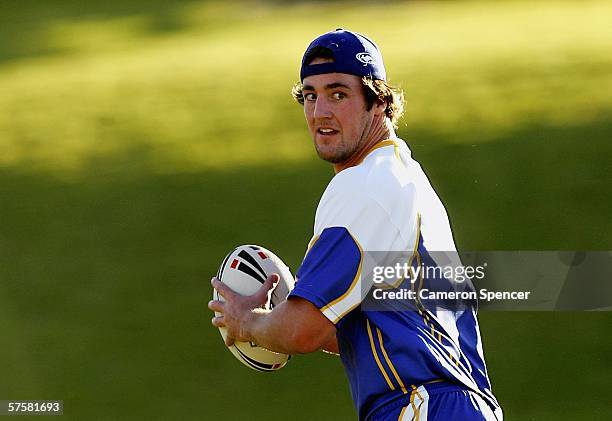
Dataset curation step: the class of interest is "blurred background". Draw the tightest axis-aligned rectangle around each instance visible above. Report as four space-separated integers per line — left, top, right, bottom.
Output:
1 0 611 419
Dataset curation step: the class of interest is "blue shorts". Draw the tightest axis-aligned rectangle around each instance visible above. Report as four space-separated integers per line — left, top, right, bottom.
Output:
367 382 502 421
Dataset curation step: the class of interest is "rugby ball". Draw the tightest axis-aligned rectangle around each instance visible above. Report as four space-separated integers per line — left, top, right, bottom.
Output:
214 245 295 371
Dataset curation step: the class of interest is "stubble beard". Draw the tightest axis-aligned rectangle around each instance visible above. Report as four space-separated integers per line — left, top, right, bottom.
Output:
315 139 355 164
312 110 373 164
314 128 368 164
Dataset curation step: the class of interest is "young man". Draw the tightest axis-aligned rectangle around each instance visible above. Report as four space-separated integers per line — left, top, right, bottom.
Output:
209 29 503 420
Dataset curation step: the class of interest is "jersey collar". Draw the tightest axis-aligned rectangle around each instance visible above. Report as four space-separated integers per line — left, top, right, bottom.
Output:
352 138 397 167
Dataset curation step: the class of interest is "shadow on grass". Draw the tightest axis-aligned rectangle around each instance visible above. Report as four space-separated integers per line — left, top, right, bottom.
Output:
0 116 611 420
402 115 612 250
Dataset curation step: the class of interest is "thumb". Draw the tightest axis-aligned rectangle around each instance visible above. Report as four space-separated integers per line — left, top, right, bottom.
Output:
263 273 280 292
255 273 280 308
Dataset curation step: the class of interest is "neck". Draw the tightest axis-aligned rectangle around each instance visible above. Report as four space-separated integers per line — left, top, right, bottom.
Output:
334 116 395 173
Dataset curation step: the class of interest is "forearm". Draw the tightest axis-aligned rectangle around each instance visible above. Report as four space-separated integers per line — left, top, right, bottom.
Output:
244 308 300 355
243 299 335 355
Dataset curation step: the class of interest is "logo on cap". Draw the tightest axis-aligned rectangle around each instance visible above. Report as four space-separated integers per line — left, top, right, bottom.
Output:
356 52 375 66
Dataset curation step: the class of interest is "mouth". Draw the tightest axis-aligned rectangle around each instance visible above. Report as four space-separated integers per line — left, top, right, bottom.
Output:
316 127 340 136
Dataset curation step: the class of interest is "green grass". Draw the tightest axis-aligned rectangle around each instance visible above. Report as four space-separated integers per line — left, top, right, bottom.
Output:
1 1 611 420
1 0 611 174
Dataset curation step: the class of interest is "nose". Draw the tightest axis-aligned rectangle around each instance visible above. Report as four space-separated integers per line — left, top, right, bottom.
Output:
313 96 332 120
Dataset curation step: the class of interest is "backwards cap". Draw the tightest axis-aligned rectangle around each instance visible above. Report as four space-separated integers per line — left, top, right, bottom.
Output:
300 28 386 82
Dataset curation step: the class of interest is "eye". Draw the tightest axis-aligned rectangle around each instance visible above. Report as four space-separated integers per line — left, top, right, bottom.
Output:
332 92 346 100
304 92 316 101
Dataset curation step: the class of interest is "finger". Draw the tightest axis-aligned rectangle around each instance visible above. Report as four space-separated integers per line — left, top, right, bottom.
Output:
225 335 235 347
208 300 224 313
262 273 280 293
211 277 237 300
250 274 279 309
211 315 225 328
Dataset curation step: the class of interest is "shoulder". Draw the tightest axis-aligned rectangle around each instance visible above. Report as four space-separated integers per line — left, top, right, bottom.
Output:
329 140 417 212
328 140 411 194
315 168 386 233
314 140 417 232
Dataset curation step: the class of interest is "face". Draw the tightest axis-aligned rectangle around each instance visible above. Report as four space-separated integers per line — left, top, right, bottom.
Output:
302 64 377 164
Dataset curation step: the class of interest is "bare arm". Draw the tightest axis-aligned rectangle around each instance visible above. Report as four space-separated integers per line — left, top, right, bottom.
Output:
321 335 339 355
209 276 336 355
245 297 336 354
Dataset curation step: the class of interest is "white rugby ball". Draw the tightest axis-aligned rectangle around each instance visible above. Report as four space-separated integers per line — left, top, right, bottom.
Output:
214 244 295 371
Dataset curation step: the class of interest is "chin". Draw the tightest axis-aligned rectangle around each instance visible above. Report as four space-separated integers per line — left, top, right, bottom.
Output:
319 154 344 164
315 146 350 164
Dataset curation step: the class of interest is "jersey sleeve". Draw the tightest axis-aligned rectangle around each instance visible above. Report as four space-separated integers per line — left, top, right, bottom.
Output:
289 190 403 324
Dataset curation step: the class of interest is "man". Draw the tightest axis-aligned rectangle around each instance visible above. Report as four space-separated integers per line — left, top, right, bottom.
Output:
209 29 503 420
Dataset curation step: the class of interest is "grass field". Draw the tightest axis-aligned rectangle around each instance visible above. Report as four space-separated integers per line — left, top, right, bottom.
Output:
1 1 611 419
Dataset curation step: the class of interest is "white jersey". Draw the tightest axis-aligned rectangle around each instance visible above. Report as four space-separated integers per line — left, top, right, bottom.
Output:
289 138 502 420
314 138 458 316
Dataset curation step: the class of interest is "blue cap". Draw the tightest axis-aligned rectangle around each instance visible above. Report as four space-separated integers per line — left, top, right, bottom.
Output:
300 28 386 82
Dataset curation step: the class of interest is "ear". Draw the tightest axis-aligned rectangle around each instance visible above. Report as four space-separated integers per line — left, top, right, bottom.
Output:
373 98 387 116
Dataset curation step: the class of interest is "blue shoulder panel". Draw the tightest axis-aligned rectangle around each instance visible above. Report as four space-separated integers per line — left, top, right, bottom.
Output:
289 227 361 313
